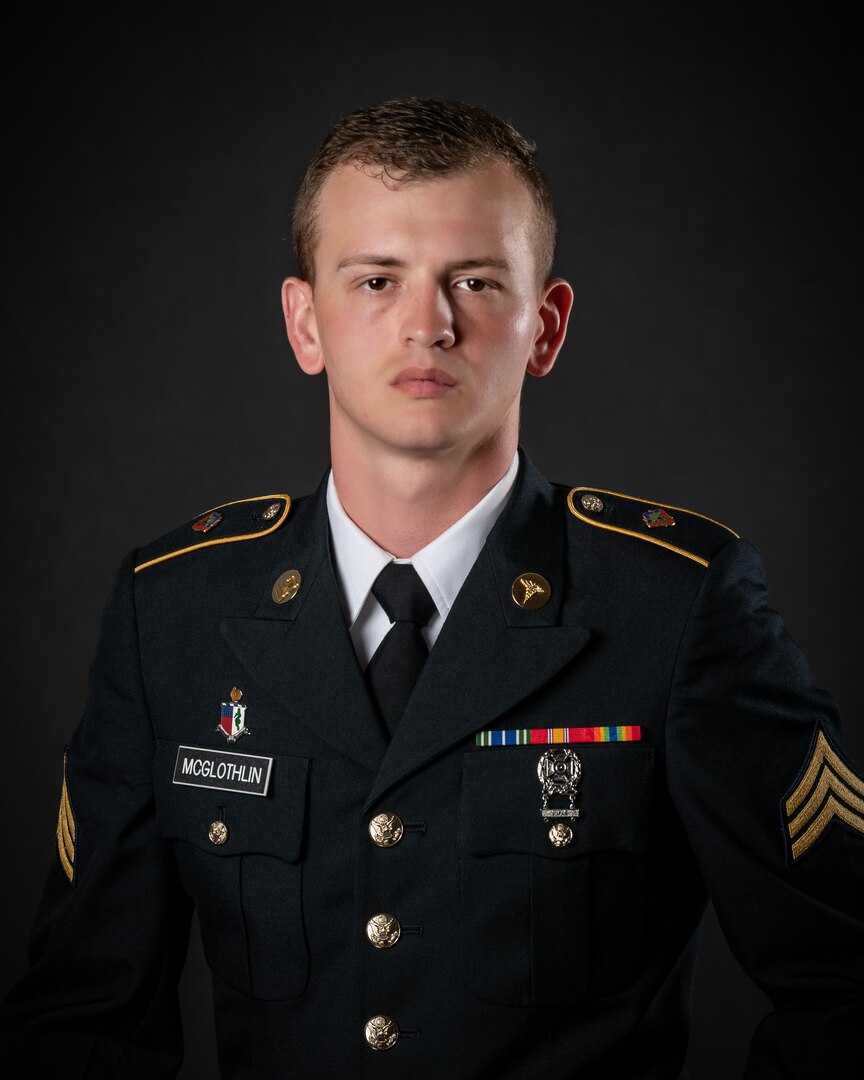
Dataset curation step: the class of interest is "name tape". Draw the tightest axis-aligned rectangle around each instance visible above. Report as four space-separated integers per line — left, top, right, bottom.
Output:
173 745 273 796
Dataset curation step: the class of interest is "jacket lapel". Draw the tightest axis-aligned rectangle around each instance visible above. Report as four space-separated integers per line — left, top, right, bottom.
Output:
221 478 388 774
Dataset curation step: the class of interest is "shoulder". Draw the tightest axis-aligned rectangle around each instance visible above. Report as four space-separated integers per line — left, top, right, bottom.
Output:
564 485 739 568
133 494 292 574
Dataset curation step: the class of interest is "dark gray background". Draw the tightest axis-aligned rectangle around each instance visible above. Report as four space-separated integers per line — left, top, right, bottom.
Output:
3 5 861 1078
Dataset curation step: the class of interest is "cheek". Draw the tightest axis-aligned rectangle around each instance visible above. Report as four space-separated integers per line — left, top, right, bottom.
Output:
317 298 389 360
316 321 368 382
476 309 537 378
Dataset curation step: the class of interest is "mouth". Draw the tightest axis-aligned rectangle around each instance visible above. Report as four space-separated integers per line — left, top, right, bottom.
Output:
391 367 457 398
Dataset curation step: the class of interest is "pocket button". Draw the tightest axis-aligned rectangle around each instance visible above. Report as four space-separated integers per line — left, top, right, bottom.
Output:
548 823 573 847
208 820 229 845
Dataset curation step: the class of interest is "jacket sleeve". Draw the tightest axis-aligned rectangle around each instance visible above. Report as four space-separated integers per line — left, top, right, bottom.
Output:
666 537 864 1079
0 553 192 1079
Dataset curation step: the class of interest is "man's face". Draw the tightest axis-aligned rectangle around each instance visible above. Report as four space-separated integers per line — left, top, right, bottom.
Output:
284 162 568 463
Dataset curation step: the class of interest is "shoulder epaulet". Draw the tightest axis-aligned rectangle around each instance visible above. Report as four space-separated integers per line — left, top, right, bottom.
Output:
134 495 291 573
567 486 738 568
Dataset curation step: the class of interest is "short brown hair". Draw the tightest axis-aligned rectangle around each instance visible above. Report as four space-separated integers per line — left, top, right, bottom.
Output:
292 97 557 286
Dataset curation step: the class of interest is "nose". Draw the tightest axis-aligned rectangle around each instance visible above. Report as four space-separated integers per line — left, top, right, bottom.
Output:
401 284 456 349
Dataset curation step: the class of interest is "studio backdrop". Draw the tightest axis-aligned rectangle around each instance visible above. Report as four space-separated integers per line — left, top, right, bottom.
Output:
3 7 861 1079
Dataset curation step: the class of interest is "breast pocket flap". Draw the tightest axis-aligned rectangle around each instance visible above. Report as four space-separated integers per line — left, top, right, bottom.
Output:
154 739 310 862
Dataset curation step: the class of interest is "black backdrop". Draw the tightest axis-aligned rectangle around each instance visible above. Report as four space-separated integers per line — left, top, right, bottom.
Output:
3 5 861 1078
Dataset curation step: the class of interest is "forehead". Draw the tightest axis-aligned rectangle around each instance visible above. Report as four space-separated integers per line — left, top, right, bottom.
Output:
313 162 537 266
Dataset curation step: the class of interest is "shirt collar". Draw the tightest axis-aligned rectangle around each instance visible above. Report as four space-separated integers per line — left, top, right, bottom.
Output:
326 452 519 627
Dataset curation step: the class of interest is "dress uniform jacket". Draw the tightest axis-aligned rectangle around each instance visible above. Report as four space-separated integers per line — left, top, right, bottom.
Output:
2 451 863 1079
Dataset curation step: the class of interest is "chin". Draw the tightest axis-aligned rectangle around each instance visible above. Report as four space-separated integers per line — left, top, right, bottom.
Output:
375 419 466 454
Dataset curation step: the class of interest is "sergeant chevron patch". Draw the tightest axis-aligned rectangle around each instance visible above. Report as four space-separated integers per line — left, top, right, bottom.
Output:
56 750 77 884
784 728 864 860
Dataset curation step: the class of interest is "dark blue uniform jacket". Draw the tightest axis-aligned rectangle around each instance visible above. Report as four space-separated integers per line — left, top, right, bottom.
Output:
2 453 863 1078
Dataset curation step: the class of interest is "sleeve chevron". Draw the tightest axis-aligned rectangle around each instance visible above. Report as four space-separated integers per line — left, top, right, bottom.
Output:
56 750 77 884
784 728 864 860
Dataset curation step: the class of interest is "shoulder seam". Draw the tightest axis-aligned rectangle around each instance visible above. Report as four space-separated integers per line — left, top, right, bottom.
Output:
566 486 738 569
134 494 291 573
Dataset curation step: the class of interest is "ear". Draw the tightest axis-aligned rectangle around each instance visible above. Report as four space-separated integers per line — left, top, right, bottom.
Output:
526 278 574 378
281 277 325 375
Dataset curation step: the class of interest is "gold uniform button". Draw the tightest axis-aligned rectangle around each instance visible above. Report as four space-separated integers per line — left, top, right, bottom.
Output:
548 822 573 847
272 569 301 604
368 812 404 848
366 913 402 949
365 1015 399 1051
511 572 551 610
208 821 229 845
580 493 604 512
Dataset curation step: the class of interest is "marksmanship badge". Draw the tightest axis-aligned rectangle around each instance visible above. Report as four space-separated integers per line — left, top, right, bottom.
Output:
538 748 581 847
218 687 250 743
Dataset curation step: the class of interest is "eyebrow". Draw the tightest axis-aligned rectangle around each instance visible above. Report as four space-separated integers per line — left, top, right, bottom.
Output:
336 254 512 273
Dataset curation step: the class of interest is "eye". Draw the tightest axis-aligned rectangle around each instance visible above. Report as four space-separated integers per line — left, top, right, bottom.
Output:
362 277 391 291
455 278 490 293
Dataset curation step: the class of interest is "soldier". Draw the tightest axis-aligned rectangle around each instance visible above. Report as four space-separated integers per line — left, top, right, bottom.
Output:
2 97 862 1079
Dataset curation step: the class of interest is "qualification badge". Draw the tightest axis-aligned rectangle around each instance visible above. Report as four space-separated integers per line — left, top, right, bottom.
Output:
217 687 250 743
538 748 581 847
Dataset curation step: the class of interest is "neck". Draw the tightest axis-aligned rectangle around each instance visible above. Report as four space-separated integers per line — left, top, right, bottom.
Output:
330 434 517 559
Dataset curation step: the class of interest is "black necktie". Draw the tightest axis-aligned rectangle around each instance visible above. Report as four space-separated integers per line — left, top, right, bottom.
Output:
365 563 437 734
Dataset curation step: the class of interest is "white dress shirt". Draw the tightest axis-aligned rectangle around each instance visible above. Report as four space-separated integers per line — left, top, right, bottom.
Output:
326 453 519 670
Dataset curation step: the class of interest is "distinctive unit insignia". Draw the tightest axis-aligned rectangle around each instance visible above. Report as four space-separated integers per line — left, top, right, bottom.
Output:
218 687 250 743
642 507 675 528
537 748 581 847
784 728 864 860
260 501 282 521
192 511 223 533
511 572 551 610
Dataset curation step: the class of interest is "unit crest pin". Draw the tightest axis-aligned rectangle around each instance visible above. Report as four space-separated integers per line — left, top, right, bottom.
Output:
192 511 222 533
537 747 581 847
642 507 675 528
218 687 250 743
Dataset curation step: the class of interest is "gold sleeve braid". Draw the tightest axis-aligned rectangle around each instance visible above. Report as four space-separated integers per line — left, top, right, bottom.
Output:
56 751 76 883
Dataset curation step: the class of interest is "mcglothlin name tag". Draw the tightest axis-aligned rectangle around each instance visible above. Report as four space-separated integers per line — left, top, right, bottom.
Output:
173 745 273 797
